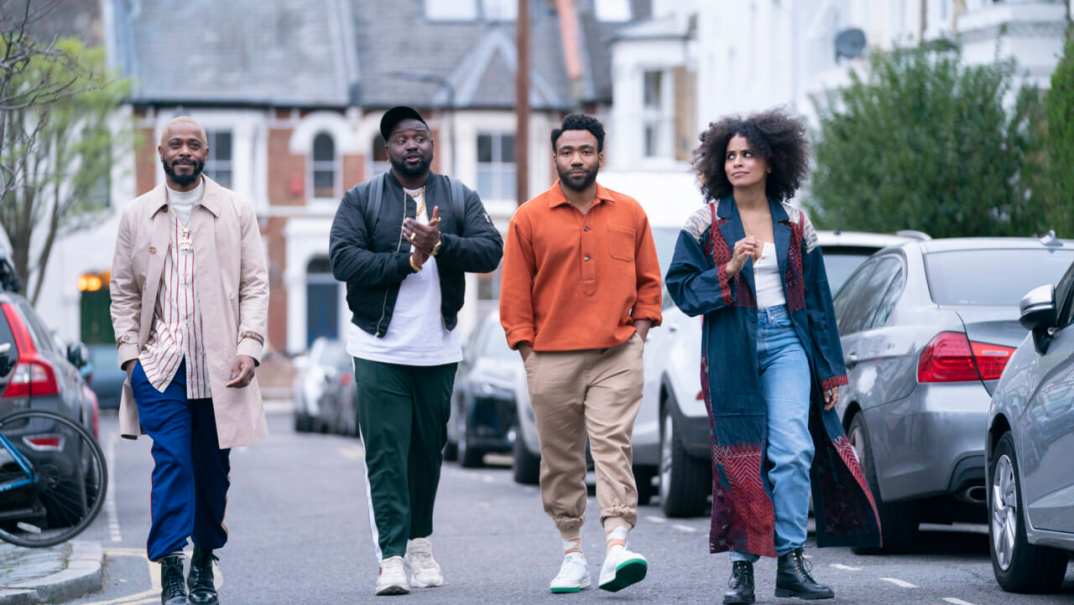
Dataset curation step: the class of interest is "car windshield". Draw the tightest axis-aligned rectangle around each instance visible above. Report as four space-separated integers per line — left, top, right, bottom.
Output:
926 248 1074 306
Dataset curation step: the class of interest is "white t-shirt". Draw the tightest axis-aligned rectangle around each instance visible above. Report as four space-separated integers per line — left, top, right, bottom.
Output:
346 186 462 366
754 241 786 309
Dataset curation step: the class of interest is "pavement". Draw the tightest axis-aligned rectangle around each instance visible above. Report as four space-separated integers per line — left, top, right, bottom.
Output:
0 541 102 605
10 403 1074 604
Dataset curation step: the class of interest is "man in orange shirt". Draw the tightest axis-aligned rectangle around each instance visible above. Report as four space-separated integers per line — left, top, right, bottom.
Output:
500 114 662 594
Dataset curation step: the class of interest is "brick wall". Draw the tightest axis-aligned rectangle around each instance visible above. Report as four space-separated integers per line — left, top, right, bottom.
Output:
263 216 289 352
342 153 365 190
267 128 306 205
135 126 157 196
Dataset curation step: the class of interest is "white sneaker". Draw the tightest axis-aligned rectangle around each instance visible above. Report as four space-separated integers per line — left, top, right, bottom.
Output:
375 556 410 596
405 538 444 588
598 545 648 592
549 552 591 594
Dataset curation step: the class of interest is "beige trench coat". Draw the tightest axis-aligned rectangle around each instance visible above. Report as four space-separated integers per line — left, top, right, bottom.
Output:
109 177 269 449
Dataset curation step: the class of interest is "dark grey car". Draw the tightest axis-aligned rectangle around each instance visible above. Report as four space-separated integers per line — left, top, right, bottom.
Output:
833 237 1074 552
985 259 1074 593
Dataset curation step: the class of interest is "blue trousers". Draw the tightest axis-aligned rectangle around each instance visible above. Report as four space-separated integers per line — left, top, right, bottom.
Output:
131 360 230 562
732 305 814 562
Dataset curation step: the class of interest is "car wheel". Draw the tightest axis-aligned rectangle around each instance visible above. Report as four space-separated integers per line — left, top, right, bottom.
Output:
512 431 540 485
634 465 656 506
848 413 918 554
659 405 710 518
459 429 484 468
989 432 1068 593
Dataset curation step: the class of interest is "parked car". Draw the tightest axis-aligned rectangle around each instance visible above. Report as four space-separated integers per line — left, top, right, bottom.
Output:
986 259 1074 593
651 229 919 517
833 236 1074 552
292 338 354 434
86 344 125 410
445 312 521 469
0 287 101 526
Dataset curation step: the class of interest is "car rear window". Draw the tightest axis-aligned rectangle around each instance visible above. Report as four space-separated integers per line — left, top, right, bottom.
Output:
0 303 15 357
926 249 1074 306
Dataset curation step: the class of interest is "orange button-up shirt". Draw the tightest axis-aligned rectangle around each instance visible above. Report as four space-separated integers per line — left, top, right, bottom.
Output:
499 181 662 352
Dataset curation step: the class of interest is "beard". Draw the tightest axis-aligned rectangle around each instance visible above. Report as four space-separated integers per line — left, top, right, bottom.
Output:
557 164 598 192
390 152 432 179
162 157 205 187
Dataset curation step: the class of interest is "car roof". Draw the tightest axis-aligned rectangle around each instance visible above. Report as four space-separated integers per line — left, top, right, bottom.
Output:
816 230 917 249
915 236 1074 254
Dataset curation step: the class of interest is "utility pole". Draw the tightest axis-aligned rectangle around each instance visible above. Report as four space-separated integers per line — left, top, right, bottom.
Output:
515 0 530 207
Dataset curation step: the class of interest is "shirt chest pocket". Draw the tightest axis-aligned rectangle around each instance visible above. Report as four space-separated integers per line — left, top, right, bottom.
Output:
607 226 635 262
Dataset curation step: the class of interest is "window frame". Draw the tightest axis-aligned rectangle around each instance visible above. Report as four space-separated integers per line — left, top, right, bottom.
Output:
476 131 516 203
310 131 339 201
204 129 233 189
641 69 673 159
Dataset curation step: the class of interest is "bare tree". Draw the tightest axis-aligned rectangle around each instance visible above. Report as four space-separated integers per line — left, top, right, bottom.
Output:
0 0 127 301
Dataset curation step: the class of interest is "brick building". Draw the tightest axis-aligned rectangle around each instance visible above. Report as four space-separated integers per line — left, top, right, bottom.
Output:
36 0 649 354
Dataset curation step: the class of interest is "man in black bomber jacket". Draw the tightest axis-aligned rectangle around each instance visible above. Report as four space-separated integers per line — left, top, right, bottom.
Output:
328 106 503 596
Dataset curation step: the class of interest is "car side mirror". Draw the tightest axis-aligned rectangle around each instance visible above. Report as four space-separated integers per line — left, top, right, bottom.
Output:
1020 284 1056 354
66 341 89 368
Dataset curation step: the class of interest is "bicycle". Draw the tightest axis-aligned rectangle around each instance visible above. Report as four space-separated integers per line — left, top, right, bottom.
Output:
0 401 108 547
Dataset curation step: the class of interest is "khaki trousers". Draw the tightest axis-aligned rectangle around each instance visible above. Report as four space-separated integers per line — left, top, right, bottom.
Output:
524 333 644 539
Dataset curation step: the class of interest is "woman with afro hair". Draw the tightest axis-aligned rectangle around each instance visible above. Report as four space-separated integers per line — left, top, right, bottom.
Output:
665 109 881 604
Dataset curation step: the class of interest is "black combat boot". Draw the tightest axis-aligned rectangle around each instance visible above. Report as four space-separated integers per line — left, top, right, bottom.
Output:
723 560 755 604
160 554 188 605
775 548 834 600
187 547 219 605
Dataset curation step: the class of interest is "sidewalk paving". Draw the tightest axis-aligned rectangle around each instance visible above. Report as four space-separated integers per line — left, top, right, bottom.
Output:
0 541 102 604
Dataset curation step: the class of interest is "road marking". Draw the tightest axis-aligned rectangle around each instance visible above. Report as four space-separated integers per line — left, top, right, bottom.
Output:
829 563 861 571
338 446 364 461
481 474 496 483
645 515 667 524
879 577 918 588
672 524 697 533
104 547 148 557
80 589 157 605
943 599 977 605
105 433 122 542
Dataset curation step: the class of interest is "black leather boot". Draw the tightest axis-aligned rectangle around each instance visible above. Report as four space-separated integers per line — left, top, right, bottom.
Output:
775 548 834 600
160 554 188 605
187 547 219 605
723 561 755 604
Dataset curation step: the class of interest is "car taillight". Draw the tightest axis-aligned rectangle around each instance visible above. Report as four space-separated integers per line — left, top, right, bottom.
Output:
917 332 1015 383
2 360 60 397
1 303 60 398
970 340 1016 381
23 434 64 451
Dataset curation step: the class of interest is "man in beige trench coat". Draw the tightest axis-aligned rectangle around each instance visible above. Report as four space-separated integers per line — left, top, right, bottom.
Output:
109 116 269 605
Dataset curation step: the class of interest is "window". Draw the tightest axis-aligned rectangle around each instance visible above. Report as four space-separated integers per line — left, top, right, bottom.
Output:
311 132 337 199
595 0 632 21
426 0 477 20
834 257 900 335
482 0 516 20
205 130 232 188
1054 261 1074 329
642 70 671 158
925 249 1074 306
370 137 391 176
870 264 906 330
476 133 515 202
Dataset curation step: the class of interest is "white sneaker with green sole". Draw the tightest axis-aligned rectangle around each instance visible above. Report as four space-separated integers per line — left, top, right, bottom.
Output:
549 552 591 594
598 546 648 592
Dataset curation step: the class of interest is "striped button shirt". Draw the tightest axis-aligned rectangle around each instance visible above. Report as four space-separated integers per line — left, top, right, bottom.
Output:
139 212 212 398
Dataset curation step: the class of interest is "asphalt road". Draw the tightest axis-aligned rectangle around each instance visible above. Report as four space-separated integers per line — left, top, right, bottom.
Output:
63 407 1074 604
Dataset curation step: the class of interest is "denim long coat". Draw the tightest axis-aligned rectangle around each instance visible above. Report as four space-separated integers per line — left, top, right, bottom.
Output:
665 196 881 556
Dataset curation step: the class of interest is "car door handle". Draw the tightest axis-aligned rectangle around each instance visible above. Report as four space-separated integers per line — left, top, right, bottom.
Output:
846 352 859 368
667 325 678 333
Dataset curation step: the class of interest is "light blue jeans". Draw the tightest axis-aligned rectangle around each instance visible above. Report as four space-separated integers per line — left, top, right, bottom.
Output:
731 305 814 562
